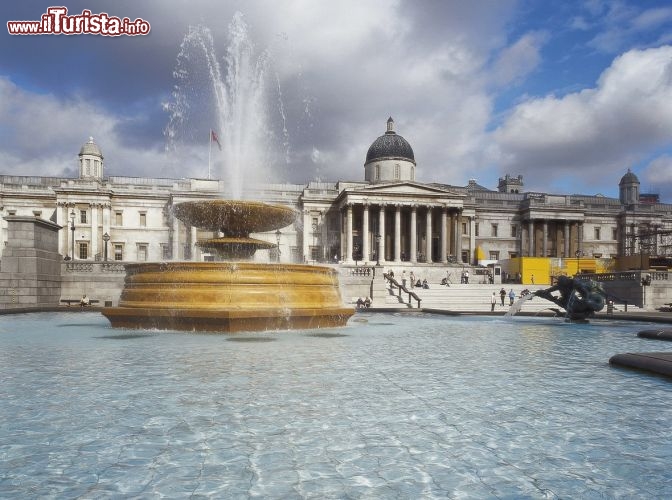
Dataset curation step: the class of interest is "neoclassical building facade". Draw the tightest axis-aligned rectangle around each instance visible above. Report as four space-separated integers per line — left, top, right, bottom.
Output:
1 120 672 270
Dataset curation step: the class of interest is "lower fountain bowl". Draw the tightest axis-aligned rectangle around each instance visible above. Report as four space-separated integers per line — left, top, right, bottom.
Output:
101 262 354 333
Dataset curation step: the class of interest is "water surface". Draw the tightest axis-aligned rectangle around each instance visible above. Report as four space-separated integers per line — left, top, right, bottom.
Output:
1 312 671 498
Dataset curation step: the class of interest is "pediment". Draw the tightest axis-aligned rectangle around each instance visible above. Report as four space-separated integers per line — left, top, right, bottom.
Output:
349 182 462 197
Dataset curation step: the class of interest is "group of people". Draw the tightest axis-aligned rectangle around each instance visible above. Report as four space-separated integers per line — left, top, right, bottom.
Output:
490 288 517 311
355 296 371 309
396 270 430 290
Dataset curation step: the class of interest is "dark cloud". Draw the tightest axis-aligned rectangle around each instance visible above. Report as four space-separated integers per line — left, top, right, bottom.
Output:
1 1 671 201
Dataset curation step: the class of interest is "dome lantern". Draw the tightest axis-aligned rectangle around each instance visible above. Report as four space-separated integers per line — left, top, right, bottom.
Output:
619 168 640 205
78 137 104 179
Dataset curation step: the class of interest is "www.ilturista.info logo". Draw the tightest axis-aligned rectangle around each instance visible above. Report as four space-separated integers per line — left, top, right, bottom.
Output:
7 7 151 36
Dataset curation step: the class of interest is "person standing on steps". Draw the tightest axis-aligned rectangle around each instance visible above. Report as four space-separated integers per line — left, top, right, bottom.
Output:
499 287 506 306
531 274 535 285
509 289 515 306
491 292 497 312
401 270 407 289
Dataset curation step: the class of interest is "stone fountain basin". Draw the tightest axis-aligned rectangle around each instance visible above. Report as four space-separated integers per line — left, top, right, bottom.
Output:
101 262 354 333
173 200 296 235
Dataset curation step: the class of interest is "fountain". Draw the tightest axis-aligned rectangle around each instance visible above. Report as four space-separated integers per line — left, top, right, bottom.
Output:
102 16 353 332
101 200 353 332
507 275 606 321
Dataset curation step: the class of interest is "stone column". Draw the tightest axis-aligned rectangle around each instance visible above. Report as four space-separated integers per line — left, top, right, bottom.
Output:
469 216 475 265
578 222 584 256
440 207 448 263
102 203 111 260
320 210 328 262
394 204 401 262
190 226 198 261
302 210 311 262
455 211 463 262
57 202 67 257
564 221 570 258
362 204 370 262
542 219 548 257
91 204 99 261
528 220 534 256
346 204 353 263
378 205 386 264
426 207 433 263
172 215 180 260
410 205 417 263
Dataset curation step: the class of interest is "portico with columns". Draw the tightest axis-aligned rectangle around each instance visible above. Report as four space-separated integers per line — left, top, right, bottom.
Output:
520 202 585 257
335 182 465 264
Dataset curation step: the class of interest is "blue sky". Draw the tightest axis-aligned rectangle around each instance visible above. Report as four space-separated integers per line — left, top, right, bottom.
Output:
1 0 672 200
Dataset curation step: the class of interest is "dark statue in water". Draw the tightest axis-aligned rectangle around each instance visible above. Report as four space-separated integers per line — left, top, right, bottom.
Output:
533 276 606 321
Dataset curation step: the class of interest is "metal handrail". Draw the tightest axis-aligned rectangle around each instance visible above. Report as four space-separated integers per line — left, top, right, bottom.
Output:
383 273 422 308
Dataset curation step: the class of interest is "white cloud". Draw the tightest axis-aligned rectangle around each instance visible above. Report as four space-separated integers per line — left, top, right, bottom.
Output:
0 76 167 178
493 45 672 191
491 31 549 87
642 155 672 199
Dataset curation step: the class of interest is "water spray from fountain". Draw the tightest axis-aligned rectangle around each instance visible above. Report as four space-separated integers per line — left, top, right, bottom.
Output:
164 13 289 198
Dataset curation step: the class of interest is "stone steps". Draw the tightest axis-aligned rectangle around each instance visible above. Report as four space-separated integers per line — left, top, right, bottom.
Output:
382 283 643 314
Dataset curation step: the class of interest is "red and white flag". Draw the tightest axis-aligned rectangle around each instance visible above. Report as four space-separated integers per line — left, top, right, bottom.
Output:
210 129 222 151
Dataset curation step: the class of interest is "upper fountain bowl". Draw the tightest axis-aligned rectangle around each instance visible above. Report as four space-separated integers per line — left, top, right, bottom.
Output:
173 200 296 236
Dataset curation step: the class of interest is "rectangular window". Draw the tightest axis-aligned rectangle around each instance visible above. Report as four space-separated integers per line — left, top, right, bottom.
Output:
290 246 300 263
161 244 171 260
594 227 601 240
462 222 467 234
511 225 517 238
115 211 123 226
475 223 479 237
79 242 88 260
491 224 498 237
310 246 320 261
311 217 318 232
509 252 518 259
139 212 147 227
137 244 148 262
80 210 87 224
489 251 500 260
612 227 618 240
114 244 123 261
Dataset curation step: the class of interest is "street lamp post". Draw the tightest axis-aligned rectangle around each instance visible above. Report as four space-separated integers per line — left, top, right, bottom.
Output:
275 229 281 263
375 233 381 266
70 210 76 261
103 232 110 261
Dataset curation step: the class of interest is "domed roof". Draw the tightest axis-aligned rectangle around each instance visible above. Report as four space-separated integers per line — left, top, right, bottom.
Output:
619 168 639 185
79 137 103 158
365 117 415 164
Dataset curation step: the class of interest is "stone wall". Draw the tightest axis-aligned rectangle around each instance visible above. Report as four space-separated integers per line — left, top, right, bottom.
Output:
60 262 126 307
0 216 62 308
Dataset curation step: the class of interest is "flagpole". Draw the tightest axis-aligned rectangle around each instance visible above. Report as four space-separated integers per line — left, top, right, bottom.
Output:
208 129 212 180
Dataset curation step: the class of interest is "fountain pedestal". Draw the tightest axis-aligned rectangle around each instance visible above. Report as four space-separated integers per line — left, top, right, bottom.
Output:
102 201 354 332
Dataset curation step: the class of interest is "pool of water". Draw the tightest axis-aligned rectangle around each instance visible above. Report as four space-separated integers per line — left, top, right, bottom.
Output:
1 311 671 498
